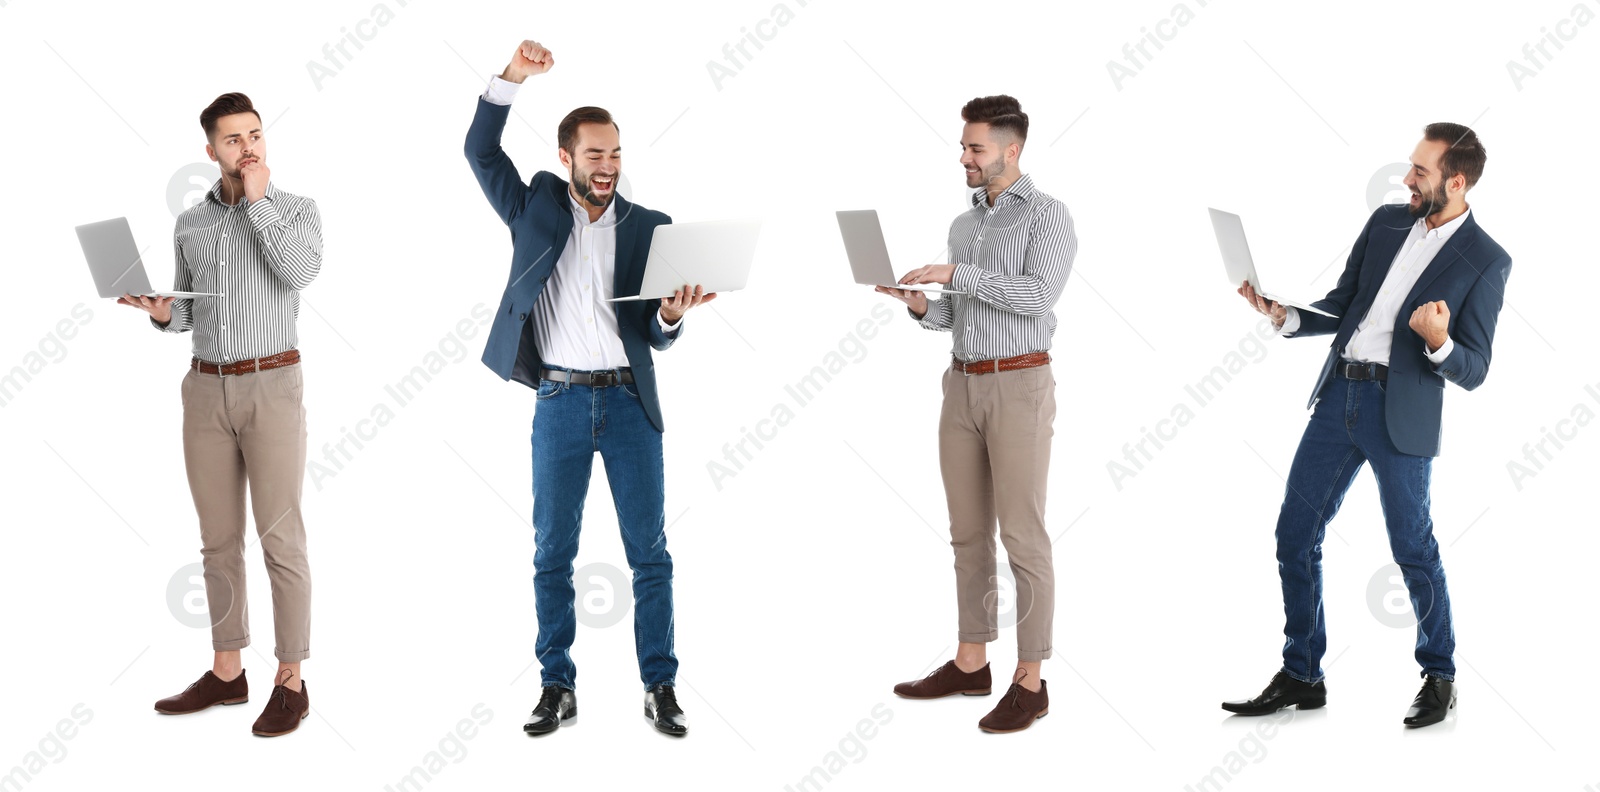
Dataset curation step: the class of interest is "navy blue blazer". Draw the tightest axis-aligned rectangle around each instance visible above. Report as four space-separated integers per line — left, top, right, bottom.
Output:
1287 204 1512 457
465 97 679 432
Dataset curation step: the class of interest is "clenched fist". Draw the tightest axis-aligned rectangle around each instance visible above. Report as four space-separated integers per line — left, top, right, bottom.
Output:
1409 300 1450 352
502 40 554 83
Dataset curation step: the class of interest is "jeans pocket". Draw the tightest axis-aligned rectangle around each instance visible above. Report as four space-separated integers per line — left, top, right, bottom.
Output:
536 379 567 400
620 382 641 399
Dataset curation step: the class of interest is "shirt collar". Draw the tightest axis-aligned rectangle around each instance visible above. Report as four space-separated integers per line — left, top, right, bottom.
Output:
1417 206 1471 241
206 178 279 207
569 190 618 228
971 173 1037 208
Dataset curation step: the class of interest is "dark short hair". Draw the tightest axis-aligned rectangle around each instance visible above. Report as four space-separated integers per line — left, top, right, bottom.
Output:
1422 122 1487 190
200 92 262 139
558 107 619 154
961 95 1029 145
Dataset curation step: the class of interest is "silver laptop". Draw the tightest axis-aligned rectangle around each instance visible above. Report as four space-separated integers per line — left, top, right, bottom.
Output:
1208 208 1337 318
837 209 964 294
606 219 761 302
76 217 218 299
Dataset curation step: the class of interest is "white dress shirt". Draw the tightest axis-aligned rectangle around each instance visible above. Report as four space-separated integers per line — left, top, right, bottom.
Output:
1280 209 1470 366
481 75 680 371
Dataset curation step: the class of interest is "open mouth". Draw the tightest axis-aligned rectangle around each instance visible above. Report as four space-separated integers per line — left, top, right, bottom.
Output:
592 175 614 193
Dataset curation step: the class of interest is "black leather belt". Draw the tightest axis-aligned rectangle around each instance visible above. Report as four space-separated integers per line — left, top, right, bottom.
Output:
1338 360 1388 381
538 367 634 387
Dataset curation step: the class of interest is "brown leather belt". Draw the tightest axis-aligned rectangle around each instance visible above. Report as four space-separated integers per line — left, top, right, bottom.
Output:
952 351 1051 375
192 349 301 376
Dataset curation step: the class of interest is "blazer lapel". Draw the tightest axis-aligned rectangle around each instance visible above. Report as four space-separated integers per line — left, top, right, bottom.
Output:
1402 216 1480 308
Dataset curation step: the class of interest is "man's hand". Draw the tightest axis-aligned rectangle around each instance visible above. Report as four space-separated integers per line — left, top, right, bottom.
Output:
240 158 270 204
1409 300 1450 352
502 40 554 83
660 284 716 325
874 285 929 318
1238 280 1287 329
117 293 175 326
900 264 956 286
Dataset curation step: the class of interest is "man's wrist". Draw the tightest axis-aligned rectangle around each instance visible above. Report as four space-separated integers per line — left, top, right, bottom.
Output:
499 68 527 84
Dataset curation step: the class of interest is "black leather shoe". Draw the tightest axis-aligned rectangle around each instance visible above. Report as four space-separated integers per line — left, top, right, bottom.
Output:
523 686 576 734
1221 670 1327 715
644 684 688 736
1403 675 1456 728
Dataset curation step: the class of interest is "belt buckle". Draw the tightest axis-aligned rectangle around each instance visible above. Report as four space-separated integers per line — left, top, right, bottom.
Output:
594 370 617 388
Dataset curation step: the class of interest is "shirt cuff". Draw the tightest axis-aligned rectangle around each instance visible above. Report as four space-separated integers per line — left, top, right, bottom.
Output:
1425 335 1455 364
950 262 981 294
483 75 521 106
1277 307 1300 336
245 195 281 229
657 309 682 334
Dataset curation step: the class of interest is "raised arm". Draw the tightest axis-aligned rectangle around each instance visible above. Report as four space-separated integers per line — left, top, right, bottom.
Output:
464 40 554 225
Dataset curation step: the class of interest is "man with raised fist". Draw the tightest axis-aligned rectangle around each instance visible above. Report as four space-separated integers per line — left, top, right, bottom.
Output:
123 92 323 738
1223 123 1512 729
466 40 713 737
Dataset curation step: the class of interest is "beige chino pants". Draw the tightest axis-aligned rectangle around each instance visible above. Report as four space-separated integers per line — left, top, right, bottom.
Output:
180 363 311 662
939 363 1056 661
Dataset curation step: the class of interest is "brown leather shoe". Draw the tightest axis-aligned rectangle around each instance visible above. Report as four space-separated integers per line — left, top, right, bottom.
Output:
251 673 310 737
894 661 992 699
154 670 248 715
978 678 1048 733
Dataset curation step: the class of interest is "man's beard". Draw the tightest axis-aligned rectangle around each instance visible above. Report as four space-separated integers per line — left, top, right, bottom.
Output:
1408 182 1449 219
571 164 615 208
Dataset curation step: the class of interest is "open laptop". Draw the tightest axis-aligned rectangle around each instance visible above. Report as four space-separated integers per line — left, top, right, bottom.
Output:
76 217 218 299
1208 208 1337 318
606 218 761 302
837 209 965 294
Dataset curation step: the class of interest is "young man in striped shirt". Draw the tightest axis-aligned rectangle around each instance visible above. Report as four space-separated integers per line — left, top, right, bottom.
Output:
120 93 323 737
880 95 1077 734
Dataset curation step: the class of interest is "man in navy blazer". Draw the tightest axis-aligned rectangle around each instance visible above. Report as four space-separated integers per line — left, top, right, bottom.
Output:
465 39 714 737
1222 123 1511 729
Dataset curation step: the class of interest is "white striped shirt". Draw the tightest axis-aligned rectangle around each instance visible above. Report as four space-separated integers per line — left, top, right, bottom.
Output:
916 174 1077 361
155 180 323 362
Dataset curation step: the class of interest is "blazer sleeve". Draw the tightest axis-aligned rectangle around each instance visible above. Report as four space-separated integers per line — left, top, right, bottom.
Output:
1285 207 1384 339
1432 251 1511 391
464 97 530 226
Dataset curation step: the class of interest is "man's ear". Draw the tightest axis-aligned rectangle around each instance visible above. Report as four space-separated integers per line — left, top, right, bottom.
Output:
1007 141 1021 167
557 147 571 171
205 143 217 163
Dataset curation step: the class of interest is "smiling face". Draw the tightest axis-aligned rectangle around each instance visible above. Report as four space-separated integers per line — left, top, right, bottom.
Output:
960 122 1015 190
206 111 265 179
560 122 621 209
1402 137 1463 219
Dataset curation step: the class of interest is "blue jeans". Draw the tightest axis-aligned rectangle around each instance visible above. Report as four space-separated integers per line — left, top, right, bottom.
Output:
1275 373 1455 683
530 368 677 691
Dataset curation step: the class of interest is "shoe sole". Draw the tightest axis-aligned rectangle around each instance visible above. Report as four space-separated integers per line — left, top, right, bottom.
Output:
523 707 577 735
155 696 249 715
894 688 992 700
979 707 1049 734
251 708 310 737
1221 696 1327 716
644 707 688 736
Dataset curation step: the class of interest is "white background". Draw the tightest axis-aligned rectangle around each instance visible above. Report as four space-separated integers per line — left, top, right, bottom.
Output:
1 0 1596 789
